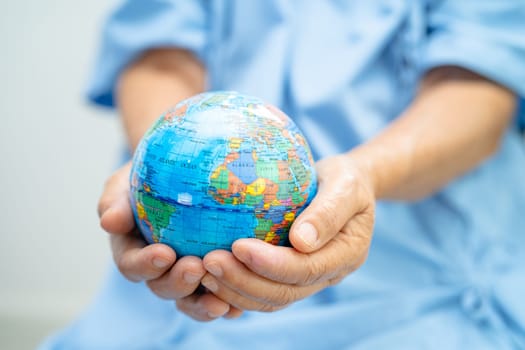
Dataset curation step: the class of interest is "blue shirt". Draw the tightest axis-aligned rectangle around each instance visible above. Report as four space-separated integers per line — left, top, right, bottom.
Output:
42 1 525 349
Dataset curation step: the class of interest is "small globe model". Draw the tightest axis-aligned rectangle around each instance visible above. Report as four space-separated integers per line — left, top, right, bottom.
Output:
130 91 317 257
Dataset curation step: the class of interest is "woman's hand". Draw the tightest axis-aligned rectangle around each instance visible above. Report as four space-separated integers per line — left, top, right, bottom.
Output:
173 67 515 315
97 161 243 321
191 154 376 312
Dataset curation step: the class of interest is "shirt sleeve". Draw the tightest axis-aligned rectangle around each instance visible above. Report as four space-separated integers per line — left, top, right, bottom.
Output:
420 0 525 97
86 0 208 108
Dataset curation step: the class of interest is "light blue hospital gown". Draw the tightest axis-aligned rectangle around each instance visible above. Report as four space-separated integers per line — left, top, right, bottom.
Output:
42 1 525 349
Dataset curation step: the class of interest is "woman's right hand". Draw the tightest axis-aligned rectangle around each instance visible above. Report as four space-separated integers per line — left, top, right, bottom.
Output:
96 161 243 321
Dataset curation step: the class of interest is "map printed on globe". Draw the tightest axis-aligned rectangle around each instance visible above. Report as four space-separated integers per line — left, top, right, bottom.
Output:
130 91 317 257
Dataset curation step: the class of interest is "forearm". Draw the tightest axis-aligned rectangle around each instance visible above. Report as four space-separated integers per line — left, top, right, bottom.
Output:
350 66 516 201
116 48 206 151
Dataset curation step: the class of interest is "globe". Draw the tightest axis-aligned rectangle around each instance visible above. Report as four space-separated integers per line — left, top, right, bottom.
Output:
130 91 318 258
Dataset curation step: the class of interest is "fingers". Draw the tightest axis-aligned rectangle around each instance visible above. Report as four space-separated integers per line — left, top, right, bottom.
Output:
150 255 243 321
231 239 335 285
101 163 180 285
184 156 374 318
289 156 370 253
110 233 176 282
98 163 243 321
200 211 372 312
202 250 324 311
111 234 240 322
98 162 135 235
233 220 370 286
176 293 233 322
146 255 206 299
200 275 287 313
224 305 243 319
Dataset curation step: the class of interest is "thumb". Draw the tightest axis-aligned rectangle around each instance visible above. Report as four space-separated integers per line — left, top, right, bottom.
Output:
98 161 135 235
289 172 366 253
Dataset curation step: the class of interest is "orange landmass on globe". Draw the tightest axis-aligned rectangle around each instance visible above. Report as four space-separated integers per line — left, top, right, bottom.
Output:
164 104 188 122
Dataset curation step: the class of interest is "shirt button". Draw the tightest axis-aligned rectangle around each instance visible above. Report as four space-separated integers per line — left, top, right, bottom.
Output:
461 287 483 314
460 287 492 325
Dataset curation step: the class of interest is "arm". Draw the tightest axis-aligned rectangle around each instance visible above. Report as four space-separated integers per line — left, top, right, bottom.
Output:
198 67 516 312
117 48 206 151
354 66 516 201
290 66 515 253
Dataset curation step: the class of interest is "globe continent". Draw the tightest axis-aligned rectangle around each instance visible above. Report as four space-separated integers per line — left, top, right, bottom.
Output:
130 91 317 257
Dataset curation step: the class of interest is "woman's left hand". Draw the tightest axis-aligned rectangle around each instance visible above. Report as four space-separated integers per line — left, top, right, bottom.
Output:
184 154 376 313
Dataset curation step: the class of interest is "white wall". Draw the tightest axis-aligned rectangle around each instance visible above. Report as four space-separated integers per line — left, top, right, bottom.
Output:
0 1 123 348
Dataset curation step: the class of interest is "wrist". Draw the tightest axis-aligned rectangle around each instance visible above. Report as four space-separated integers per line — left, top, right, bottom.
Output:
344 138 412 201
340 149 382 201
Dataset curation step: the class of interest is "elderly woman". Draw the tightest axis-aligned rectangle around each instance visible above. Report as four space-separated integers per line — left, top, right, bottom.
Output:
42 1 525 349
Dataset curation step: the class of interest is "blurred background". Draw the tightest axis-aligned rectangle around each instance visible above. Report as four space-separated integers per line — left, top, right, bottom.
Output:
1 1 122 349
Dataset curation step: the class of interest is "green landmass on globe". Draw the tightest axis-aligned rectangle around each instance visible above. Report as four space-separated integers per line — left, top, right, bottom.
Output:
130 91 318 258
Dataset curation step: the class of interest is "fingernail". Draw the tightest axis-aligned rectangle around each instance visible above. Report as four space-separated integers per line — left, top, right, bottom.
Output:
232 241 252 266
201 277 218 292
298 222 318 248
205 263 223 277
183 272 201 284
152 258 170 269
100 207 113 220
99 207 114 228
207 311 223 318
